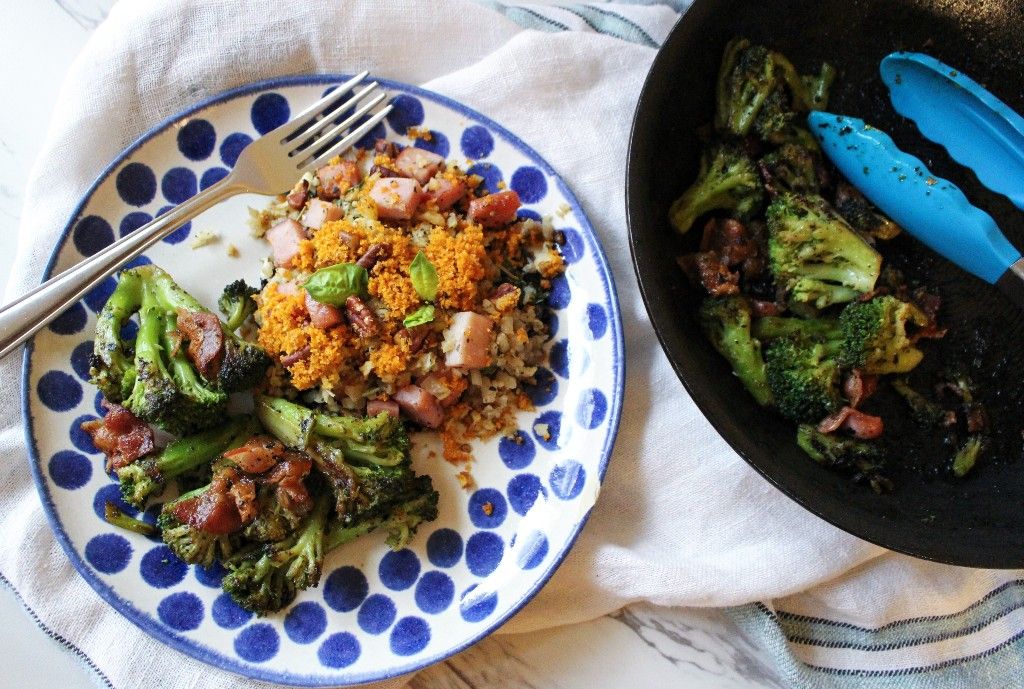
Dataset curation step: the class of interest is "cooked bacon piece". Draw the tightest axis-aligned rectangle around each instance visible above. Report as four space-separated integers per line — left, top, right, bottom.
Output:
843 369 879 408
370 177 424 220
678 252 740 296
366 399 400 418
468 190 520 228
266 219 305 268
304 291 343 329
266 455 314 516
394 146 444 184
81 401 156 472
443 311 493 369
229 476 259 525
750 299 783 317
700 218 755 267
176 308 224 379
172 475 242 535
424 176 467 211
222 435 286 474
316 161 361 200
301 198 344 229
394 385 445 428
818 406 884 440
966 405 988 434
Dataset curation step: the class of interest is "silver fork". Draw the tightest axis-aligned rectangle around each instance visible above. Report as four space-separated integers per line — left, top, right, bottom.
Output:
0 72 392 359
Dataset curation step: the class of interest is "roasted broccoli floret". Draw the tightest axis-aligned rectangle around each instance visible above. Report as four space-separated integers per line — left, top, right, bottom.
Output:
326 490 440 551
834 182 901 241
218 279 260 332
838 296 928 374
146 266 271 393
767 193 882 310
699 296 773 406
890 378 946 427
952 436 986 478
758 143 822 195
222 490 332 615
159 485 240 567
117 416 259 508
752 314 841 342
669 142 764 235
765 337 842 422
796 424 891 492
89 269 142 402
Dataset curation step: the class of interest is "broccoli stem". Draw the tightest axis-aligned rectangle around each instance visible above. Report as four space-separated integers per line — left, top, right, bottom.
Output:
90 269 143 401
254 395 315 449
952 436 985 478
159 417 257 476
104 502 157 536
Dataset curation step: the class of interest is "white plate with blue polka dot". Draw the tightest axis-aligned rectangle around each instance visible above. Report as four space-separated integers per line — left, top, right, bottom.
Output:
23 75 623 685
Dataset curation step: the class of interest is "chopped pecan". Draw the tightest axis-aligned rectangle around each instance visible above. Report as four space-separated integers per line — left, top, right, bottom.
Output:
345 295 379 338
490 283 518 300
356 243 390 271
370 164 401 178
374 139 398 157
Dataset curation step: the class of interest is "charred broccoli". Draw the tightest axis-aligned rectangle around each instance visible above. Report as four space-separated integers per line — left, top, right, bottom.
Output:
219 279 260 333
765 337 842 422
838 296 928 374
159 484 240 567
699 296 773 406
767 193 881 310
796 424 891 492
669 142 764 235
758 143 822 195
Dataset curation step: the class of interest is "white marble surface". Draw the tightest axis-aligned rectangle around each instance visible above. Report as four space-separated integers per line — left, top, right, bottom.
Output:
0 2 784 687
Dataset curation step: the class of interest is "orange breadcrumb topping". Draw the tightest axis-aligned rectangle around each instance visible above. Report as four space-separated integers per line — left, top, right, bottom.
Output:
425 224 486 311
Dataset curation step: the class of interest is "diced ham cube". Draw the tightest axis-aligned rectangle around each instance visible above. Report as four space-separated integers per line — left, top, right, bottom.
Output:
317 161 361 200
300 199 343 229
366 399 400 418
394 147 445 184
425 176 467 211
275 280 299 296
266 219 305 268
304 291 343 329
370 177 423 220
393 385 444 428
443 311 493 369
468 190 521 228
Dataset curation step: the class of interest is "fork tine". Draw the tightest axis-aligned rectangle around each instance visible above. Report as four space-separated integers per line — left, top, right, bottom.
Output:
272 70 370 141
289 90 387 157
300 105 393 171
287 84 383 153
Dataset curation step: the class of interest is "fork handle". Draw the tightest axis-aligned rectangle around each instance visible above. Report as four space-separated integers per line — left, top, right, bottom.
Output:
0 175 244 360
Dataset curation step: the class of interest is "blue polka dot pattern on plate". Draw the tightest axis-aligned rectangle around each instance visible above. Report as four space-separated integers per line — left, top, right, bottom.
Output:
212 593 252 629
532 410 562 451
577 388 608 430
85 533 132 574
158 592 204 631
70 414 98 453
390 616 430 656
517 208 542 222
120 319 139 341
386 95 424 133
323 566 368 612
414 131 449 158
92 483 135 520
124 254 152 269
465 531 504 577
358 594 397 634
516 531 549 570
548 274 571 309
459 585 498 623
251 93 290 134
93 391 105 416
498 430 535 469
550 460 586 500
284 601 327 644
120 211 152 237
235 623 279 663
468 488 507 529
38 371 82 412
426 528 463 569
48 450 91 490
157 205 192 244
200 167 229 190
140 545 188 588
50 304 87 336
73 215 114 257
548 340 569 379
84 276 117 313
220 132 252 167
524 367 558 406
116 162 157 206
70 341 93 380
507 473 545 516
379 549 420 591
414 571 454 614
161 167 197 204
177 119 216 161
355 121 387 150
586 303 608 340
460 125 494 159
466 162 503 194
318 632 360 669
195 561 227 588
558 228 585 264
510 166 547 203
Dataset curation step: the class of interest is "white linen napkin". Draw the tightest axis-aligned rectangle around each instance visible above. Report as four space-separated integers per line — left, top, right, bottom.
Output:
4 1 1021 688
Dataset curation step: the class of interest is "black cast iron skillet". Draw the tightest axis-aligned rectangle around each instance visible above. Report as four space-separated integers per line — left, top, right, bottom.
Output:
627 0 1024 567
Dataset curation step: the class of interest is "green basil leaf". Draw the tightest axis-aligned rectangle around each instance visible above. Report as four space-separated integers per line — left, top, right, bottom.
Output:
409 251 439 301
303 263 368 305
403 304 435 328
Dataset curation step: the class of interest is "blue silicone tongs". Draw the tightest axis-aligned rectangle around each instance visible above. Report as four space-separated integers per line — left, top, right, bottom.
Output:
809 53 1024 307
